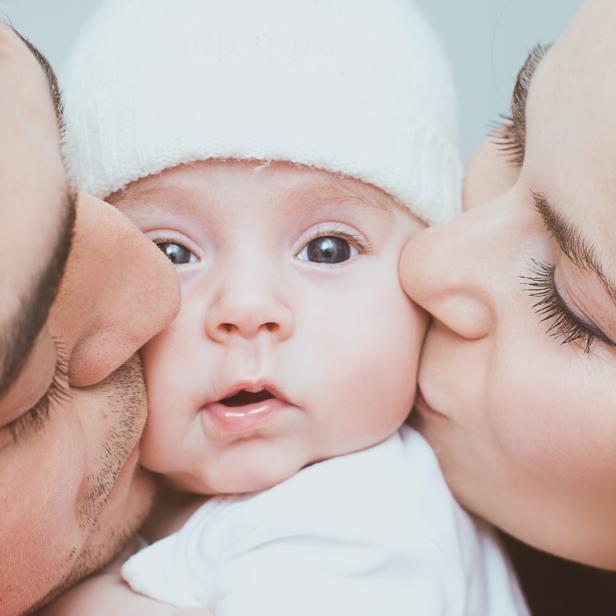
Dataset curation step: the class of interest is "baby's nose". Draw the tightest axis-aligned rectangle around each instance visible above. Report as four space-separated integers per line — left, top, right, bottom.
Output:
205 270 293 343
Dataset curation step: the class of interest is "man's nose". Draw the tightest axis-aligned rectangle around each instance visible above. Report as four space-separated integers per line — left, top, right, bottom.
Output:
53 193 180 387
205 261 293 343
399 200 514 341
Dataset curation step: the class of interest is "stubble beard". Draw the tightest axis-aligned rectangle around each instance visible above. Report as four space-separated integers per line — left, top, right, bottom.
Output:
28 355 156 612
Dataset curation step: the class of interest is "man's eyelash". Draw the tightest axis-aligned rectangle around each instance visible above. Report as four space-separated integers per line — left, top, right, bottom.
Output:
7 344 71 443
520 259 614 354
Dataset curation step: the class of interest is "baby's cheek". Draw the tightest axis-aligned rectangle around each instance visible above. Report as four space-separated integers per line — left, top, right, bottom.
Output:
139 329 190 473
343 283 424 440
378 270 426 377
393 285 426 396
378 298 425 422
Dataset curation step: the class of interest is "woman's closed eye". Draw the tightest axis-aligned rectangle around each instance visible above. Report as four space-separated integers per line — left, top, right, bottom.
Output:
521 259 616 353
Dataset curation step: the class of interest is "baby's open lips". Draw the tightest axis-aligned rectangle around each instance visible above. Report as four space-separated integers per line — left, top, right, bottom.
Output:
203 383 292 434
220 389 275 407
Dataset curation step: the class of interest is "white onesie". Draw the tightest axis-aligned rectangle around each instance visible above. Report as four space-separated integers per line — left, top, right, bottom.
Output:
122 426 529 615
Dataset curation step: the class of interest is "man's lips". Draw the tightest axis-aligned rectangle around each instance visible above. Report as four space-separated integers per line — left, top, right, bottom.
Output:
202 382 292 434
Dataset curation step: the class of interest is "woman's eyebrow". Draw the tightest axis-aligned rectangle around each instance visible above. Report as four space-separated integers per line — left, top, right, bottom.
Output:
533 191 616 305
510 43 551 155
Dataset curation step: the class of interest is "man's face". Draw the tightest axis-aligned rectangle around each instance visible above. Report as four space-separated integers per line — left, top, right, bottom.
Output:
111 160 426 495
0 26 179 613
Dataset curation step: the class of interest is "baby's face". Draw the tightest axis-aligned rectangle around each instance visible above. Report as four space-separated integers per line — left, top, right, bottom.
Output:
112 160 426 494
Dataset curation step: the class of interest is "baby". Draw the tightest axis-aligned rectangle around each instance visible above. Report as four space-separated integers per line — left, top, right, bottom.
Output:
55 0 529 614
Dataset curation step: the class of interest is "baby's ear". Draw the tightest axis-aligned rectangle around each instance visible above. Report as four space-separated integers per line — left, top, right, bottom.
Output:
463 129 522 212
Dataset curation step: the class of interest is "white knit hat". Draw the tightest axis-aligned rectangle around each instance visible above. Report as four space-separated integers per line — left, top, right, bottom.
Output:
62 0 462 224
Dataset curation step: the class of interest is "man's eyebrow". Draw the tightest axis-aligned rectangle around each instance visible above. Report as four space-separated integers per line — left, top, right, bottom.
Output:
532 191 616 305
0 188 76 399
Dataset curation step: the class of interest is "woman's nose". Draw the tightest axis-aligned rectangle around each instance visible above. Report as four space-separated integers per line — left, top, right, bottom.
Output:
52 193 180 386
204 263 293 344
400 204 503 341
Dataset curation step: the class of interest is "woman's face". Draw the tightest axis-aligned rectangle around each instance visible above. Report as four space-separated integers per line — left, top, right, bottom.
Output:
402 0 616 569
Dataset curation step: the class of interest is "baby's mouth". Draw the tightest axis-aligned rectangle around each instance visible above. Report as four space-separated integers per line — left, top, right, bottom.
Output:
203 385 289 434
219 389 275 407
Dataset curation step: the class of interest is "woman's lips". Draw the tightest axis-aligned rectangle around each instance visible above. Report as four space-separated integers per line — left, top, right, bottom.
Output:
202 397 290 434
414 389 448 420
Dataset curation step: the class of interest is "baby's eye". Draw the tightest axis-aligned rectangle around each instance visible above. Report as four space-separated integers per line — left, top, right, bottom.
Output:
297 236 358 264
156 241 197 266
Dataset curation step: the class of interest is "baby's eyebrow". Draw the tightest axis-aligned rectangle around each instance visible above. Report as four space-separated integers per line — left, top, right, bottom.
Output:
113 174 399 219
112 185 185 208
282 178 396 218
110 184 213 219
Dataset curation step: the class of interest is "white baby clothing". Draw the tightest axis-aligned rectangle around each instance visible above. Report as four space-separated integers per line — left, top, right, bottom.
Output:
122 426 529 615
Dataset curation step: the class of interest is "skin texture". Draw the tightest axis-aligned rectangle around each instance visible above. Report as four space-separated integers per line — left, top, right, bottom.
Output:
402 0 616 570
0 25 179 614
112 160 426 495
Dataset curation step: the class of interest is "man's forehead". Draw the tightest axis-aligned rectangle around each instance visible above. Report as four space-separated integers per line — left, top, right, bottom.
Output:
0 24 62 135
0 24 40 81
0 25 57 277
9 27 64 126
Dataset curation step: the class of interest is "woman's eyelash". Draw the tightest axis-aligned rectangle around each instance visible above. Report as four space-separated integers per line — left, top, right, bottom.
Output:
7 343 71 443
520 259 612 354
489 114 525 167
490 44 550 168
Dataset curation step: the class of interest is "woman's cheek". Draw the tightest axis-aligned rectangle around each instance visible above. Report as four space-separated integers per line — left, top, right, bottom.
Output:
487 345 587 479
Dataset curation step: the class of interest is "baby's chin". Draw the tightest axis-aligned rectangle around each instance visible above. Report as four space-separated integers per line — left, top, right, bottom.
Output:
166 441 316 496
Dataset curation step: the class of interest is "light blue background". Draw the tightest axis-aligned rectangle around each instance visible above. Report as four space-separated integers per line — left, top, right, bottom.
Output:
0 0 580 159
